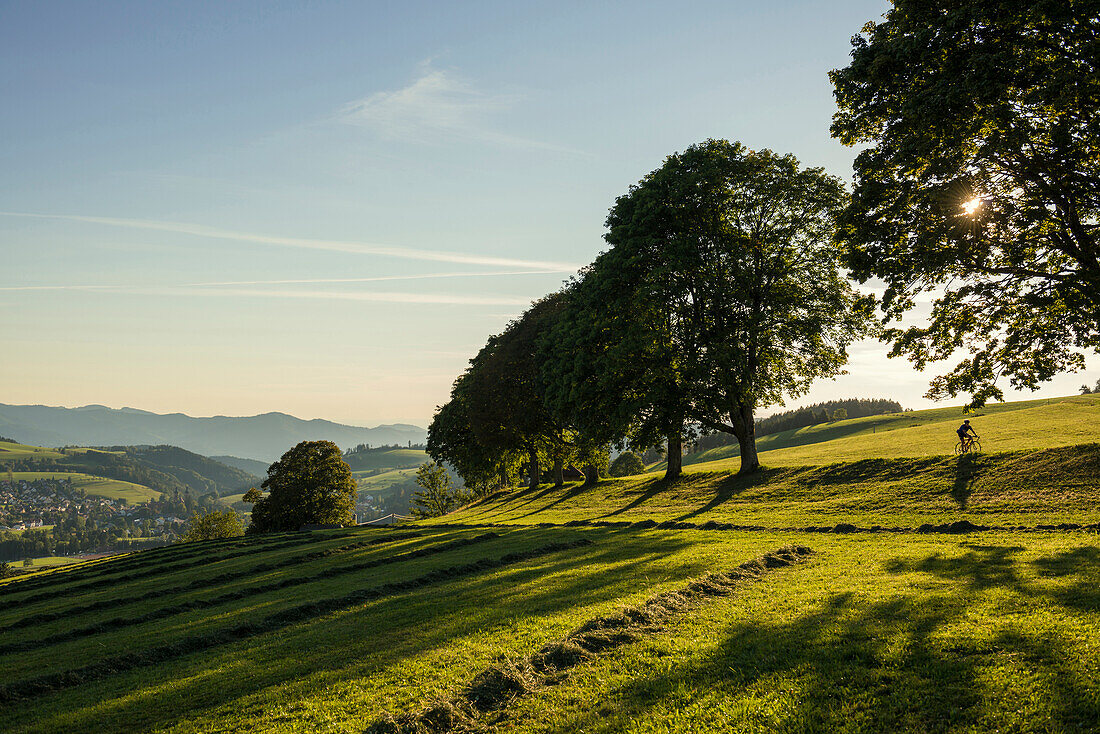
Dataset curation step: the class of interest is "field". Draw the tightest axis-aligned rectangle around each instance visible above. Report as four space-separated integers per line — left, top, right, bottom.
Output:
9 471 160 504
677 393 1100 470
0 396 1098 732
0 442 66 461
10 556 78 568
345 448 427 473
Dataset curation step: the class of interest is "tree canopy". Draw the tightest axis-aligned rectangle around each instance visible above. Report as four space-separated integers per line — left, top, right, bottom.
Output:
183 509 245 541
248 440 357 533
410 461 457 519
587 139 869 473
831 0 1100 407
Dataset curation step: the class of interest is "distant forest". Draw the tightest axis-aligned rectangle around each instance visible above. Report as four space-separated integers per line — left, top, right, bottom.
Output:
692 398 903 453
344 442 426 455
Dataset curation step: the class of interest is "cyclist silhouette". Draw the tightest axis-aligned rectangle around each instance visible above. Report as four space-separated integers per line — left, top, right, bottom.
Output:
956 419 979 452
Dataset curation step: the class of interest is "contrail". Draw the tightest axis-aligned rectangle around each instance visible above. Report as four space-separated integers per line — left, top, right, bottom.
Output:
0 211 582 271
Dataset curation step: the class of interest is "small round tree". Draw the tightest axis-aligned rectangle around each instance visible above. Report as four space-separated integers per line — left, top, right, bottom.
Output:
248 440 357 533
609 451 646 478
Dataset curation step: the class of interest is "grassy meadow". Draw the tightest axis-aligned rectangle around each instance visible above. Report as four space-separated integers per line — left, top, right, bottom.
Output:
678 393 1100 470
9 471 160 504
0 395 1097 732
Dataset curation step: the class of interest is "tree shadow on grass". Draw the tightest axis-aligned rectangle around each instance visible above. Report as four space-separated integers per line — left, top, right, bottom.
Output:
670 470 782 522
536 542 1100 733
7 529 699 734
537 590 997 733
457 483 576 523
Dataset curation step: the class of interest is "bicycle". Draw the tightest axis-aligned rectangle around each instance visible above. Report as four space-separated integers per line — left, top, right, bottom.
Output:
954 435 981 455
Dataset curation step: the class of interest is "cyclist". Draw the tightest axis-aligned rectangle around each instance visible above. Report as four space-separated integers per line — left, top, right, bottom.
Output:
956 419 979 451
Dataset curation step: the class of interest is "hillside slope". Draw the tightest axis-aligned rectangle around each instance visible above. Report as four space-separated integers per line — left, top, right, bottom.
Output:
680 393 1100 471
2 443 257 499
2 411 1098 732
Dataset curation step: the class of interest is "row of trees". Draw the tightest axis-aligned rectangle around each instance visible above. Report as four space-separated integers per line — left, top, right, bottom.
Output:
431 140 873 482
432 1 1100 487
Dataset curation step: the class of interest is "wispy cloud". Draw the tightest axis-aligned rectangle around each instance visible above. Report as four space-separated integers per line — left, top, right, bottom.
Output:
341 62 579 153
177 288 531 306
0 211 581 271
0 282 531 306
0 270 560 298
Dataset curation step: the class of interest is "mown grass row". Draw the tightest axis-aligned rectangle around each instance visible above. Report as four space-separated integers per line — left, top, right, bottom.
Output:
372 544 815 733
0 531 421 636
0 531 477 654
0 536 593 704
0 532 340 611
0 530 308 594
0 532 284 596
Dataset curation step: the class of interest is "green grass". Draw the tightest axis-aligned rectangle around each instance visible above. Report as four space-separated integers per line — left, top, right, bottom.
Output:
677 393 1100 471
355 467 417 488
0 442 66 461
8 471 160 504
1 395 1098 732
13 556 80 568
5 525 55 536
344 448 427 472
0 527 1096 732
443 445 1100 528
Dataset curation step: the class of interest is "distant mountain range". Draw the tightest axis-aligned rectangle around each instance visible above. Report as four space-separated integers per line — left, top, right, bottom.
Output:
0 403 427 462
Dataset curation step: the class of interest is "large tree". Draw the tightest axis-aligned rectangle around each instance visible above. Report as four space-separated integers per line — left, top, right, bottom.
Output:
426 390 520 495
832 0 1100 407
542 261 694 480
248 440 357 532
600 139 869 473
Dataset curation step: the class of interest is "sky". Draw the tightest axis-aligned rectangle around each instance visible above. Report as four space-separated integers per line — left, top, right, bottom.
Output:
1 1 1093 428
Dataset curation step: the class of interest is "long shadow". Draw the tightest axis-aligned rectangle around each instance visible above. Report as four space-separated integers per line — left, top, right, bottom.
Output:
671 470 779 522
462 482 584 523
540 539 1100 733
505 483 596 522
540 589 994 733
950 453 987 509
4 528 697 733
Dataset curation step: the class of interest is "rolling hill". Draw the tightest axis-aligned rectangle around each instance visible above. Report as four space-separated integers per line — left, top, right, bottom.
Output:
677 393 1100 471
2 442 259 499
0 394 1098 732
0 403 426 462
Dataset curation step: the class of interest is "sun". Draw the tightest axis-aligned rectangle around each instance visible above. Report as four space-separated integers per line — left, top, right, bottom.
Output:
961 196 983 215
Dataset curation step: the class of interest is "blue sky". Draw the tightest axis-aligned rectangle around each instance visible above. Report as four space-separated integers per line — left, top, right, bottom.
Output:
1 1 1092 426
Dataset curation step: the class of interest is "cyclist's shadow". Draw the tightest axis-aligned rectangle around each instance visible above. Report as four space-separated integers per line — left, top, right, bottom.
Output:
951 452 985 509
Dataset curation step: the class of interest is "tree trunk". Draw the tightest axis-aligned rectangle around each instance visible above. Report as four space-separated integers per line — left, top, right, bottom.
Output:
664 432 683 481
582 463 599 486
528 449 540 490
553 456 564 487
731 401 760 474
498 465 509 490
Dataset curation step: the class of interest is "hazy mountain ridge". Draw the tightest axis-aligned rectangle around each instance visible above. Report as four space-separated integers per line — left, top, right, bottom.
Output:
0 403 427 462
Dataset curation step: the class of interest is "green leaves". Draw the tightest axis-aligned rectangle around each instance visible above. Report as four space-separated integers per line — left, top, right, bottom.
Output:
249 441 356 532
832 0 1100 407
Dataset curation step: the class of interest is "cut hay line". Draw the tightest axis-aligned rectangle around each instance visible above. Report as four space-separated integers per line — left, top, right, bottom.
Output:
0 533 332 610
0 530 311 598
0 532 481 653
0 536 593 704
443 518 1100 534
369 544 814 734
0 532 420 642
